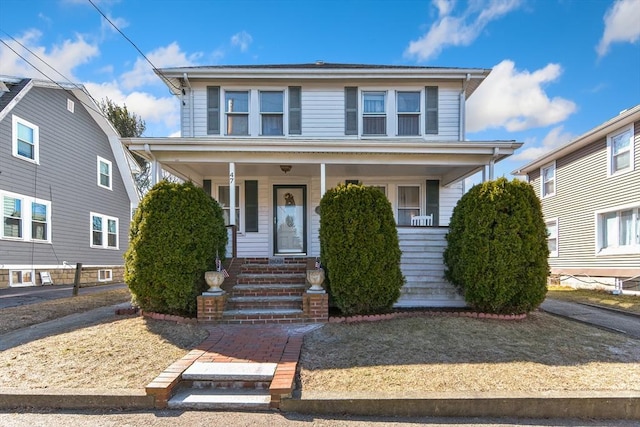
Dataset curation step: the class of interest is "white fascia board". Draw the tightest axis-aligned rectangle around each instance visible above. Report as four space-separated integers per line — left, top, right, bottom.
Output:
0 79 34 122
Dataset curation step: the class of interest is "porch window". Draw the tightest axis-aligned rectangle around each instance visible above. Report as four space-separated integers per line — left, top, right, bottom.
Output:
218 185 240 227
397 91 420 136
363 91 386 135
225 91 249 135
397 185 420 226
260 91 284 135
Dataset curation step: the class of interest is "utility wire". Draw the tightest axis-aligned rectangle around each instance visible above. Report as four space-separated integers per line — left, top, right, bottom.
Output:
87 0 181 92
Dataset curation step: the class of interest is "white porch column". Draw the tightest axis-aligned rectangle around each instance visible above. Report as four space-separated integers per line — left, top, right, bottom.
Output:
229 162 236 226
488 159 495 181
481 165 487 182
320 163 326 196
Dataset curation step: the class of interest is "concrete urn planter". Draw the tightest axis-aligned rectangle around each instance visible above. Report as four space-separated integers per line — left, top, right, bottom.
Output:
204 271 225 295
306 269 326 293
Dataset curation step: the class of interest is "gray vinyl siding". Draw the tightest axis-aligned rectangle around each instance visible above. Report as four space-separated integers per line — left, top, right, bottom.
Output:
0 86 131 267
529 121 640 272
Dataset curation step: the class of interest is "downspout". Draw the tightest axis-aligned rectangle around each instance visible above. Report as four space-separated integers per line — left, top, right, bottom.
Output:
144 143 160 186
459 73 471 141
183 72 193 137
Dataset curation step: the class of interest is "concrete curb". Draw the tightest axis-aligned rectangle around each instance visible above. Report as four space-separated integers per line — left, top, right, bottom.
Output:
0 388 154 410
280 390 640 420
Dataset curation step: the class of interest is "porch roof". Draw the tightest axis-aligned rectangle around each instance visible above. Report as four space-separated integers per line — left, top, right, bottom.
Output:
123 137 522 186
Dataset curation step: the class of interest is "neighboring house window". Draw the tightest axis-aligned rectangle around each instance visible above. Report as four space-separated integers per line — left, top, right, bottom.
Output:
10 270 34 286
98 269 113 282
607 124 634 176
225 91 249 135
67 99 75 113
397 185 420 226
540 162 555 197
12 115 39 163
288 86 302 135
596 204 640 255
207 86 220 135
1 191 51 242
97 156 112 190
546 219 558 257
397 91 420 136
344 87 358 135
425 86 438 134
363 91 386 135
218 185 241 228
91 213 119 249
260 91 284 135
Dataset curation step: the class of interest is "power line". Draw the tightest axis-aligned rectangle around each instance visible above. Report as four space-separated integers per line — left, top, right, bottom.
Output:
87 0 181 92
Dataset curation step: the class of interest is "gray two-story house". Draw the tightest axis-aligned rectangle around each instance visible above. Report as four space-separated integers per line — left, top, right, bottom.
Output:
122 62 522 307
0 76 139 287
514 105 640 292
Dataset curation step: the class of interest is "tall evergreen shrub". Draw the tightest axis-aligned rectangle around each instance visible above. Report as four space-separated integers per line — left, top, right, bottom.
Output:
125 181 227 316
443 178 549 314
319 183 404 315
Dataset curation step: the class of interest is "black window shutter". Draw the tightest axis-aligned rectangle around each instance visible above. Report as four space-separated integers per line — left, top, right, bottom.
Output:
288 86 302 135
203 179 212 197
345 87 358 135
207 86 220 135
425 86 438 135
245 180 259 232
425 179 439 226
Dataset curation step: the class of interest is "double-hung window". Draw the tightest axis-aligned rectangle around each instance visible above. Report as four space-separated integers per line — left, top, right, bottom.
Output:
397 91 420 136
596 205 639 255
541 162 555 198
546 219 558 257
91 213 118 249
1 191 51 242
363 91 386 135
12 115 39 163
225 91 249 135
397 185 420 226
607 125 634 176
260 91 284 135
97 156 112 190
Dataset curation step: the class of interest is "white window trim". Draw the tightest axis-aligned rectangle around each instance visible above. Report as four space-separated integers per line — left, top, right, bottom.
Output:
90 212 119 250
540 161 556 198
97 156 113 190
9 269 35 287
223 89 250 136
361 90 388 136
67 99 75 113
215 182 245 234
1 190 52 243
606 124 635 177
395 90 421 137
259 90 284 136
12 115 39 164
546 218 559 258
98 269 113 282
594 202 640 256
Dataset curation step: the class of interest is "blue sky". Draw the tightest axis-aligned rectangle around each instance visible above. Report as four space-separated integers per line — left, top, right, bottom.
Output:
1 0 639 180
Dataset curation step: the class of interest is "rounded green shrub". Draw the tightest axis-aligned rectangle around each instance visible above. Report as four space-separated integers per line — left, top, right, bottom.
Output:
124 181 227 316
443 178 549 314
319 183 404 315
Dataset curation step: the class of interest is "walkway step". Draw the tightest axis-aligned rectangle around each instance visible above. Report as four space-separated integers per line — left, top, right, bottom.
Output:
168 388 271 410
226 296 303 310
182 362 277 382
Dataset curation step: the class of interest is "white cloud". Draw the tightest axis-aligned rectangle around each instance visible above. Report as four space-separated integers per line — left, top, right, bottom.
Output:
511 126 576 161
466 60 577 132
100 14 129 40
0 30 99 82
596 0 640 57
231 31 253 52
405 0 523 61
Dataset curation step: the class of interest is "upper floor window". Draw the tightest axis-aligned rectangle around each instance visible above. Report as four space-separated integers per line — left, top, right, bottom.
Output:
363 91 386 135
596 204 639 255
12 115 39 164
260 91 284 136
225 91 249 135
97 156 112 190
546 218 558 257
91 213 118 249
397 91 420 136
607 124 634 176
1 191 51 243
541 162 555 198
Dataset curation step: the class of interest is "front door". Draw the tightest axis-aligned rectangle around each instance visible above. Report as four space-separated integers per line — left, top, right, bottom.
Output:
273 185 307 255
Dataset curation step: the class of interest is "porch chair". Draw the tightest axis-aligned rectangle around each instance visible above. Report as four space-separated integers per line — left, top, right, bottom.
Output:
410 214 433 227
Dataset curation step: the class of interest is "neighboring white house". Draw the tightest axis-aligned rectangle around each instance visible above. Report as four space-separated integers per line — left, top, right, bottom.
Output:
513 105 640 293
122 62 522 306
0 76 139 287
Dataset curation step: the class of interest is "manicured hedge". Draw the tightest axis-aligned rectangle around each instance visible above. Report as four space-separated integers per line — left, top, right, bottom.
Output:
319 183 405 315
443 178 549 314
124 181 227 316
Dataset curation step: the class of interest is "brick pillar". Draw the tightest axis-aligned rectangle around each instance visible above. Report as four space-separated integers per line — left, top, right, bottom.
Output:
303 292 328 323
197 294 226 323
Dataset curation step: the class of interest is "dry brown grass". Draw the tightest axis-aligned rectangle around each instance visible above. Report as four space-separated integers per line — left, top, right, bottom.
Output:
299 313 640 393
547 285 640 315
0 288 131 335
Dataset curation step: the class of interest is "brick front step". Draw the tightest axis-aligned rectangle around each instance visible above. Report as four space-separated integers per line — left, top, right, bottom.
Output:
236 273 307 285
226 296 303 310
241 263 306 275
230 284 307 297
222 308 306 324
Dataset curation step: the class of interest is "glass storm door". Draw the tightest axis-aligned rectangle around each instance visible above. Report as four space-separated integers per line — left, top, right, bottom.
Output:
273 185 307 255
